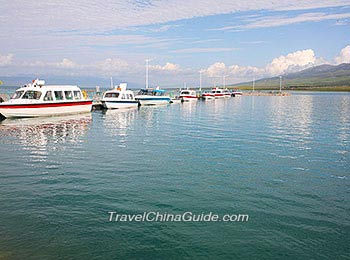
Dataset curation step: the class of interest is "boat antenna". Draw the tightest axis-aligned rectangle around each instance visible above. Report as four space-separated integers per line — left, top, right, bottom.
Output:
110 77 114 89
252 77 255 92
145 59 152 89
223 75 228 89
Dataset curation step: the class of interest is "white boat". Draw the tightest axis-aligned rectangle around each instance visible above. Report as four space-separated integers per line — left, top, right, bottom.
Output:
211 87 226 99
178 89 198 102
101 83 139 109
223 89 232 98
201 91 215 100
170 98 181 104
135 87 171 106
231 89 243 97
0 79 92 118
202 87 228 99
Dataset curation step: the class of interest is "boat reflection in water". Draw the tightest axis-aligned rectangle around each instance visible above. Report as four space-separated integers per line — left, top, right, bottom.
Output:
0 113 92 148
103 107 138 142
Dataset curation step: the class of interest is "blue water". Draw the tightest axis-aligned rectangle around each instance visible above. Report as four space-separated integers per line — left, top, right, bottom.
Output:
0 92 349 259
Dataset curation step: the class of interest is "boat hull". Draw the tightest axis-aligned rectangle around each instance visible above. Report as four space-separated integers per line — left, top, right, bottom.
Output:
136 97 171 106
102 100 139 109
180 96 198 102
214 94 225 99
202 95 215 100
0 101 92 118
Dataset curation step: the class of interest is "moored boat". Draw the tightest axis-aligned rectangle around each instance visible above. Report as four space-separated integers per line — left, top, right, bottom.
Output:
223 89 232 98
178 89 197 102
201 92 215 100
0 79 92 118
135 87 171 106
101 83 139 109
211 87 226 99
231 89 243 97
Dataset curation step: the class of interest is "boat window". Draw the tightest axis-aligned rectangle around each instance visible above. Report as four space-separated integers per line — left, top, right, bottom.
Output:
73 91 82 100
22 90 42 100
122 94 126 100
43 91 53 101
64 91 73 100
54 91 64 101
105 93 119 98
138 89 151 95
128 94 133 99
11 91 24 99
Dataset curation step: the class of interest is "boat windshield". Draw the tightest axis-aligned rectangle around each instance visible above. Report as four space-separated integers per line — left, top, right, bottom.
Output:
105 93 119 98
11 91 24 99
138 89 150 95
22 90 42 100
138 89 166 96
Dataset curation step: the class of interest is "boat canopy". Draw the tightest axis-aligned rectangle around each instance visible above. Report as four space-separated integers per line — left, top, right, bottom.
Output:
140 88 165 92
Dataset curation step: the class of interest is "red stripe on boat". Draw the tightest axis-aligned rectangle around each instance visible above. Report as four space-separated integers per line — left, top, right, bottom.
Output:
0 101 92 109
180 96 197 98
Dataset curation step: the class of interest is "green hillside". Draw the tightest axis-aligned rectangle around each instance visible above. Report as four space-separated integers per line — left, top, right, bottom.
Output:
234 63 350 91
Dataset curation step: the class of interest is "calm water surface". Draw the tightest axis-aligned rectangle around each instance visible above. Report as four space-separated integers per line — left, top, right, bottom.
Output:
0 92 349 259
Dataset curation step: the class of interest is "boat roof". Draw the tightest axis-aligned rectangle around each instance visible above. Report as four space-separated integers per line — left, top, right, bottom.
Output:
140 88 166 93
105 89 134 94
16 85 81 92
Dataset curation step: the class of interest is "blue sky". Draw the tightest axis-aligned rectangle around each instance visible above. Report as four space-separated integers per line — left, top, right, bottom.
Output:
0 0 349 87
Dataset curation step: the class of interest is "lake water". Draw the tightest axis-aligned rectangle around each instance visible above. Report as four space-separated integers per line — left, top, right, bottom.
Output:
0 91 349 259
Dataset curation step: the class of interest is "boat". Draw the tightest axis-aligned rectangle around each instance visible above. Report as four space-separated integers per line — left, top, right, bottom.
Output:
101 83 139 109
202 87 228 99
178 89 198 102
0 79 92 118
231 89 243 97
223 89 232 98
201 91 215 100
135 87 171 106
211 87 226 99
170 98 181 104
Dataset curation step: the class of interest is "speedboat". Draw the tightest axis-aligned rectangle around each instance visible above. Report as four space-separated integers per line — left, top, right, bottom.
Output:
223 89 232 98
201 91 215 100
101 83 139 109
135 87 171 106
211 87 226 99
202 87 227 99
178 89 198 102
231 89 243 97
0 79 92 118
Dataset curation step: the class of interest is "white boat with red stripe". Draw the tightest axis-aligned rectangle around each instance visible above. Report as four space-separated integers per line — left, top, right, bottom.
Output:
0 79 92 118
178 89 198 102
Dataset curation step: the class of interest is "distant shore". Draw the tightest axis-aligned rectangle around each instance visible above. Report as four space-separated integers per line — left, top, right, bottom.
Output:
234 86 350 92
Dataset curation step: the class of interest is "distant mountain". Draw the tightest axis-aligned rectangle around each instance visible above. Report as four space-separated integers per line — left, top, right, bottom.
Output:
0 75 143 89
234 63 350 89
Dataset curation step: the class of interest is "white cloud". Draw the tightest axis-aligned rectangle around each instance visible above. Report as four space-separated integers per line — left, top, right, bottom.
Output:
265 49 316 75
206 62 227 77
0 53 13 66
211 12 350 31
93 58 130 74
55 58 79 69
150 62 180 71
1 1 349 33
204 49 321 81
335 45 350 64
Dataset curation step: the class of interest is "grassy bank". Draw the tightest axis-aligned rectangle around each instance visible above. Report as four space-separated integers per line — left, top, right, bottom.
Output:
234 85 350 92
